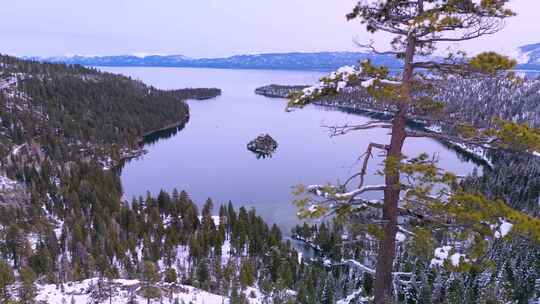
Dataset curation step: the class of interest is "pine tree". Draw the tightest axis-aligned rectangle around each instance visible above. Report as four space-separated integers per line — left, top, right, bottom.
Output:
230 279 248 304
141 261 160 304
196 259 210 290
321 277 335 304
5 224 23 268
239 259 255 289
18 266 37 304
164 268 177 283
288 1 540 303
0 261 15 301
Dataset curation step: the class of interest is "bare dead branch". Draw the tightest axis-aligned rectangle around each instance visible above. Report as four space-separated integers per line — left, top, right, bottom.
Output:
357 142 389 188
323 122 393 137
308 184 387 201
332 259 375 274
354 39 404 57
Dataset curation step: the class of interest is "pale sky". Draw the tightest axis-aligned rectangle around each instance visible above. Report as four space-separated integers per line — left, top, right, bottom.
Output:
1 0 538 58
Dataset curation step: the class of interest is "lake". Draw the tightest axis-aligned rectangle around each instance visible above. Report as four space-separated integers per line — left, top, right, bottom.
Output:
102 67 478 232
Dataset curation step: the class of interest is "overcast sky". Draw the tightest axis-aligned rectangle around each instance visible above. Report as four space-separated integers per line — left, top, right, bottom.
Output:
1 0 538 58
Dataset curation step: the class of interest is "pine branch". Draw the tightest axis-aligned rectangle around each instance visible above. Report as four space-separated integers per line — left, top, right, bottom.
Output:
308 184 387 201
357 142 389 188
354 39 404 57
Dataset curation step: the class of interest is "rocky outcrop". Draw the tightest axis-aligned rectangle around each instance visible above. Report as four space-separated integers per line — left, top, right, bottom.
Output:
247 134 278 156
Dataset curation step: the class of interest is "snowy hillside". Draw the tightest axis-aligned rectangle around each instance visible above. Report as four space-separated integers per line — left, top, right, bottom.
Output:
10 278 266 304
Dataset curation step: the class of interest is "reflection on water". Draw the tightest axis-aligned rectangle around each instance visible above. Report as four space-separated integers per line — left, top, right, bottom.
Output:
102 67 479 233
142 124 187 146
250 152 276 160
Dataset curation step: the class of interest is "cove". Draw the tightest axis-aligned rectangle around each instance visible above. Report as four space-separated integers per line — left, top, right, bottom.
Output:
102 67 479 232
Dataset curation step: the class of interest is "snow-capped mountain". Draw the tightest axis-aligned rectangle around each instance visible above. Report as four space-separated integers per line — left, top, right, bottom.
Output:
28 52 403 71
512 43 540 66
25 45 540 71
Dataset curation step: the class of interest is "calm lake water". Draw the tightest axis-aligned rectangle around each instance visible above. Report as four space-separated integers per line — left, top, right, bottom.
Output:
102 67 478 232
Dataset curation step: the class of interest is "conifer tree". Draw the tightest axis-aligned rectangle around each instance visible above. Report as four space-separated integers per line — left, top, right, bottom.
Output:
18 266 37 304
5 224 23 268
196 258 210 289
0 260 15 301
288 1 540 302
239 259 255 289
164 268 177 283
141 261 160 304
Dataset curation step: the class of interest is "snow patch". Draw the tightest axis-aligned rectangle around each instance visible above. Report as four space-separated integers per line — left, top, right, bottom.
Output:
337 289 369 304
395 232 406 242
30 278 267 304
430 246 452 267
492 219 513 239
431 246 468 267
0 174 18 191
449 253 467 267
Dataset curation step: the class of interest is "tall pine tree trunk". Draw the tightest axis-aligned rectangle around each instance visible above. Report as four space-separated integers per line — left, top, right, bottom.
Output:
374 35 415 304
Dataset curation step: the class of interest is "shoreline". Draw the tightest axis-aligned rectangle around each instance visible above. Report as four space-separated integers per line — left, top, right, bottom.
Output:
107 115 191 171
256 86 494 167
139 115 190 141
319 103 501 168
312 102 494 166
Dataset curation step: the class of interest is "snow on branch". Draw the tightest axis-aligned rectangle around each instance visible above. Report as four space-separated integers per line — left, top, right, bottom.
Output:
430 245 469 268
332 258 413 277
307 184 386 201
333 259 375 274
287 62 401 109
336 289 370 304
490 218 513 239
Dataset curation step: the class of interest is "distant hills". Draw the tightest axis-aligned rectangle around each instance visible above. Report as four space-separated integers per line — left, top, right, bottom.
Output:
27 46 540 71
26 52 402 71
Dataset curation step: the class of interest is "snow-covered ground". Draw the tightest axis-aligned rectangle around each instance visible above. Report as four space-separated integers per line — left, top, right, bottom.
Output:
336 289 370 304
0 174 18 191
0 76 18 90
19 278 267 304
33 279 229 304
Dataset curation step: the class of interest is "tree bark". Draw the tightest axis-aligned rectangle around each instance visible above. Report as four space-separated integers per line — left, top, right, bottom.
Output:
374 34 416 304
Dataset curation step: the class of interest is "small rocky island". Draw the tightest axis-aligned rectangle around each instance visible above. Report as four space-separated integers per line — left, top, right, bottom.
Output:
247 134 278 157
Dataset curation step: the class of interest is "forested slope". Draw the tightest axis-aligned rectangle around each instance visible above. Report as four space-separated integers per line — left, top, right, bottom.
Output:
256 76 540 129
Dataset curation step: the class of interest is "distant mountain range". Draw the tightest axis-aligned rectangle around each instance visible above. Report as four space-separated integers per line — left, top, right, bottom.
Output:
26 46 540 71
513 43 540 68
24 52 402 71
